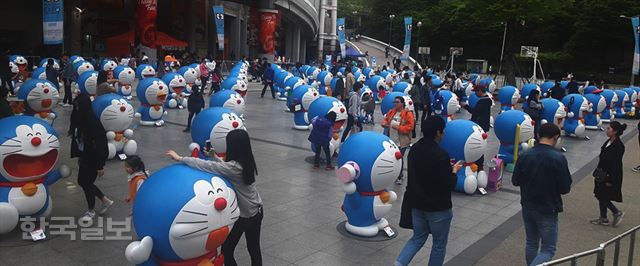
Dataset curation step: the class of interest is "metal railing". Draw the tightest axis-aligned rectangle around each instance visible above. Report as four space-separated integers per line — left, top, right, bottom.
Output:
540 224 640 266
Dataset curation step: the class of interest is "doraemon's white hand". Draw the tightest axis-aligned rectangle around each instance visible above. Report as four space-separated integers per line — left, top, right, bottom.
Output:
343 182 356 194
124 129 134 138
106 131 116 141
125 236 153 264
48 113 56 120
59 165 71 178
134 112 141 118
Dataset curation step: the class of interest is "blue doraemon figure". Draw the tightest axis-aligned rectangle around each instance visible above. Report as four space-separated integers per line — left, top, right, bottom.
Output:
0 116 71 234
561 94 589 138
540 81 555 98
392 81 412 94
178 66 199 96
136 64 156 80
432 90 460 122
135 78 169 127
274 70 293 101
124 164 238 266
540 98 567 130
380 92 406 116
39 58 60 70
162 73 188 109
366 75 387 102
114 66 136 99
439 120 489 194
100 59 118 78
362 67 374 78
308 96 348 156
77 71 99 96
336 131 402 237
17 79 60 124
600 89 618 122
210 90 246 117
622 88 637 117
73 60 95 79
189 107 245 160
497 86 520 113
613 90 628 118
92 93 137 159
31 67 47 80
287 85 320 130
69 55 84 64
283 76 305 100
494 110 535 164
316 71 333 95
520 83 541 103
584 93 606 130
220 77 247 98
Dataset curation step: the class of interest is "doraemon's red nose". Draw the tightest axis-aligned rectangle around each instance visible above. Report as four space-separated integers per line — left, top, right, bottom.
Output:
482 133 488 139
31 137 41 146
340 108 345 113
232 121 239 128
120 106 126 112
236 100 242 104
214 197 227 211
531 120 536 126
395 151 402 160
313 92 318 96
128 71 132 74
43 88 49 94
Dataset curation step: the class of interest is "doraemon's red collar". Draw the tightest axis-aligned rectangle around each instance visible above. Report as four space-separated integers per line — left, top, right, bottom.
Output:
0 177 45 187
141 103 163 108
360 190 385 196
156 249 223 266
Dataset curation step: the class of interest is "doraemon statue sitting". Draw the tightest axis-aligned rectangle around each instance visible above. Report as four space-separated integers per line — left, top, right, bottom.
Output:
561 94 589 138
77 71 99 96
392 82 411 94
136 64 156 80
540 98 567 129
100 59 118 79
584 93 606 130
366 75 387 102
308 96 348 156
92 93 137 159
316 71 333 95
221 77 247 98
17 79 59 124
494 110 535 164
0 116 71 234
287 85 320 130
178 66 199 95
135 78 169 127
613 90 628 118
622 88 637 117
210 90 246 117
124 164 238 266
189 107 246 160
114 66 136 99
336 131 401 237
497 86 520 113
162 73 188 109
600 89 618 122
439 120 488 194
432 90 460 122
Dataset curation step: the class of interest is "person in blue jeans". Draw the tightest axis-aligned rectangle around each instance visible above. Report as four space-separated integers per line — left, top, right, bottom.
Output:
395 116 462 266
512 123 572 266
308 111 336 170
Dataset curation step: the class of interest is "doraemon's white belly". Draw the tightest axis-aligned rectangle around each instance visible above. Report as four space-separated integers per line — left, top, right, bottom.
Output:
373 196 392 220
149 107 164 119
8 184 47 215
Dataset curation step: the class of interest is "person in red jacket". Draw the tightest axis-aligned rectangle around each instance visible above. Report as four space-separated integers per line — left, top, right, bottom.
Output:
382 96 415 184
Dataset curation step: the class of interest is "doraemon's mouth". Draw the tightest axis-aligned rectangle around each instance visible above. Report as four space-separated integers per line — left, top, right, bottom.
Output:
17 63 27 70
157 92 167 102
237 91 247 97
3 149 57 179
173 86 185 94
41 99 52 108
334 119 345 130
143 74 155 78
205 226 230 251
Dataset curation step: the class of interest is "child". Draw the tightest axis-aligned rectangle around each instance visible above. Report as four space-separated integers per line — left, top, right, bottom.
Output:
308 111 337 170
362 92 375 124
124 155 148 215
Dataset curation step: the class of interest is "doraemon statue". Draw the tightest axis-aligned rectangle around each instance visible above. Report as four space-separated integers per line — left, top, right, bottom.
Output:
135 78 169 126
540 98 567 129
31 67 47 80
584 93 606 130
17 79 59 124
362 67 374 78
433 90 460 122
136 64 157 80
220 77 247 98
0 116 71 234
540 81 555 98
124 164 238 266
114 66 136 99
305 66 320 82
10 55 28 74
77 71 99 96
316 71 333 95
380 92 406 116
497 86 520 112
73 60 95 79
308 96 348 156
162 73 188 109
69 55 84 64
287 85 320 130
178 66 199 95
100 59 118 79
283 76 305 100
335 131 401 237
613 90 628 118
392 81 411 94
39 58 60 70
366 75 386 102
494 110 535 164
189 107 246 159
561 94 589 138
209 90 246 117
600 89 618 122
92 93 137 159
622 88 637 117
274 70 293 101
439 120 489 194
520 83 541 103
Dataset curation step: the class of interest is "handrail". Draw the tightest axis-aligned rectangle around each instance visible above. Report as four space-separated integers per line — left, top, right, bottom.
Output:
356 35 422 69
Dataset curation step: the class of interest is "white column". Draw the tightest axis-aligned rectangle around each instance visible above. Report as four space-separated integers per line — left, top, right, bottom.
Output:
329 8 337 52
317 0 326 61
292 25 301 62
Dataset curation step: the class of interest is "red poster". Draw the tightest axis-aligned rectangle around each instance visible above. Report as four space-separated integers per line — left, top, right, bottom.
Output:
259 11 277 54
136 0 157 48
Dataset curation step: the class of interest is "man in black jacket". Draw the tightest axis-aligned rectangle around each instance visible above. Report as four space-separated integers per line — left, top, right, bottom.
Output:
462 85 492 132
512 123 572 266
395 116 462 266
333 72 345 99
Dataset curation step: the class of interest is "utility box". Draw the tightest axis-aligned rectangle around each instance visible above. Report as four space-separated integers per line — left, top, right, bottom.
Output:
466 59 488 74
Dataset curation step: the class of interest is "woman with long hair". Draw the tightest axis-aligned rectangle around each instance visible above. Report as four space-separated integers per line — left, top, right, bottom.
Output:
166 129 263 266
524 89 543 140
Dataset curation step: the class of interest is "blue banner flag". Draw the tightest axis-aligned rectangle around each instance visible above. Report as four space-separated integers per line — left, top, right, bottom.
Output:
632 16 639 75
42 0 64 45
401 17 412 61
212 6 225 52
337 18 346 58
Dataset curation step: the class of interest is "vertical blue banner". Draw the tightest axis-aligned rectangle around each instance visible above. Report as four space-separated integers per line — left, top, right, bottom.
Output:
337 18 346 59
401 17 412 61
212 5 225 52
42 0 64 45
632 16 639 75
324 54 332 70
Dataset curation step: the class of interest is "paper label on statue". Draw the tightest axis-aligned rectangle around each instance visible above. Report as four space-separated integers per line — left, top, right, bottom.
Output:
383 226 395 237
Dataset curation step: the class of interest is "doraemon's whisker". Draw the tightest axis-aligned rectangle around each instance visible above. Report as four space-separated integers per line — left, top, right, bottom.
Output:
0 144 21 147
469 146 482 150
175 220 208 224
213 130 229 134
47 134 54 140
182 210 208 216
378 170 395 175
179 226 209 237
231 205 239 213
217 126 230 130
103 117 119 121
4 137 21 143
380 158 394 163
214 136 226 139
3 149 23 156
376 165 394 168
231 216 239 220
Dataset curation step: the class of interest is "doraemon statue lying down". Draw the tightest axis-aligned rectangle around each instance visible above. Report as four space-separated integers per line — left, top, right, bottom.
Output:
135 78 169 127
336 131 401 237
0 116 71 234
439 120 488 194
125 164 238 266
17 79 59 124
189 107 246 160
92 93 137 159
287 85 320 130
494 110 535 164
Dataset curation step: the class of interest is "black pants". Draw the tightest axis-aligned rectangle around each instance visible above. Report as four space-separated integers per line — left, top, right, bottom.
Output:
186 110 199 129
314 143 331 165
78 158 104 210
63 78 73 104
398 147 408 179
476 155 485 172
599 199 620 219
422 106 431 122
0 77 13 94
261 82 275 98
210 83 220 95
341 114 356 142
223 208 263 266
201 76 208 90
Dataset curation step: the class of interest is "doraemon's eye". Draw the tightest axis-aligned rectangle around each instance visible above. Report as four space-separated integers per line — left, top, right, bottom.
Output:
35 132 42 136
27 133 33 137
193 180 215 205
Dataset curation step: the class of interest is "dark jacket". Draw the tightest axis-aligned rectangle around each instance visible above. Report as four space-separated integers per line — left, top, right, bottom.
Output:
308 117 333 145
262 68 274 82
69 94 108 169
464 95 492 132
46 65 58 88
594 138 624 202
333 78 345 99
549 85 566 100
512 144 572 214
187 87 205 112
0 98 13 119
567 81 580 95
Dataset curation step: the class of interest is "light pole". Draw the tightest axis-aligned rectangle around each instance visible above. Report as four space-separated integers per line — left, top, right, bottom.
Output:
498 21 507 75
352 11 359 33
388 14 395 54
416 21 422 65
620 15 638 86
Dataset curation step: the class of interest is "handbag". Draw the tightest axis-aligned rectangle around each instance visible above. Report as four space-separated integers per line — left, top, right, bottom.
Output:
592 168 608 183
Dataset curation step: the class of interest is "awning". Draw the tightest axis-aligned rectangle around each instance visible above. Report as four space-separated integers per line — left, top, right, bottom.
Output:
105 30 188 56
156 32 188 49
345 46 366 57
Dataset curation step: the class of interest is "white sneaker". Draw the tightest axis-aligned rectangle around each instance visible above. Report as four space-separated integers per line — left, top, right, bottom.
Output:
57 102 64 106
98 199 114 215
80 210 96 223
64 103 72 107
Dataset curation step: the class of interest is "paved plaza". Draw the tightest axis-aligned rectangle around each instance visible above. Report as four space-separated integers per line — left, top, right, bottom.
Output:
0 82 638 266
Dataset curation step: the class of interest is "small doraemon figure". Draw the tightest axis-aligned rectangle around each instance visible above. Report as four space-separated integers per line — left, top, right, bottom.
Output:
210 90 246 117
17 79 60 124
584 93 606 130
561 94 589 138
162 73 188 109
39 58 60 70
494 110 535 164
540 81 555 98
189 107 246 159
135 78 169 127
305 66 320 82
114 66 136 99
392 81 412 94
622 88 637 117
10 55 28 75
613 90 628 118
92 93 137 159
497 86 520 113
0 116 71 234
178 66 199 95
432 90 460 122
77 71 99 96
287 85 320 130
439 120 489 194
336 131 402 237
600 89 618 122
136 64 156 80
316 71 333 95
221 77 248 98
366 75 386 102
540 98 567 130
31 67 47 80
308 96 348 156
124 164 238 266
520 83 541 102
100 59 118 79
